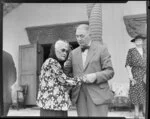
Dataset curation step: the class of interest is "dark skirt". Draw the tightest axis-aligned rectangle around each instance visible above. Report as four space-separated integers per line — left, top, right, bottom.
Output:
129 79 146 105
40 108 68 117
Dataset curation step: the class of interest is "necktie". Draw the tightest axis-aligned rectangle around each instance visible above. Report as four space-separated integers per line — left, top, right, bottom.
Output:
81 46 90 52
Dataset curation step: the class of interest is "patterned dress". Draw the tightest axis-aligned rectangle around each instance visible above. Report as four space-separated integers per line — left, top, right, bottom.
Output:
125 48 146 105
36 58 82 111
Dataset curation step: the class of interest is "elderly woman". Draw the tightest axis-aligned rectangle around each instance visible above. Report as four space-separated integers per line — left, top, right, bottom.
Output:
36 39 85 117
125 35 146 119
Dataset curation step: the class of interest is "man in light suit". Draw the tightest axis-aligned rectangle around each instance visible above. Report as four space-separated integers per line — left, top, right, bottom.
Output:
64 24 114 116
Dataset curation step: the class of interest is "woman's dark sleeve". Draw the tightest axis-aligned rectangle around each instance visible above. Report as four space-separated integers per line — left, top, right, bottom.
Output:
125 49 132 67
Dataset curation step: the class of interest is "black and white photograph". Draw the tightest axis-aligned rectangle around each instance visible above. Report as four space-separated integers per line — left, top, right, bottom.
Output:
1 1 148 118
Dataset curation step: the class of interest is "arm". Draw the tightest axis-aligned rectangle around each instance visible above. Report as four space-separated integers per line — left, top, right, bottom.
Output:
43 58 82 86
126 65 133 79
126 65 136 85
94 46 114 84
125 49 136 85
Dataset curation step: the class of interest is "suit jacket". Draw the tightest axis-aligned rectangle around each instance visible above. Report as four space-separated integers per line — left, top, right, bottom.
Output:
64 40 114 105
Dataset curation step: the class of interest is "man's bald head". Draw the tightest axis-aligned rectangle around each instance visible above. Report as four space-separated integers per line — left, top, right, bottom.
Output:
76 24 89 32
75 24 91 47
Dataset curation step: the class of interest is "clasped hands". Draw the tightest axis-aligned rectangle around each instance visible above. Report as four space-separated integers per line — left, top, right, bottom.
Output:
81 73 97 83
64 73 97 92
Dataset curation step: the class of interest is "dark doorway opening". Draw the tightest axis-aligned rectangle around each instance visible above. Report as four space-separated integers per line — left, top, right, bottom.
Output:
69 41 79 50
42 44 52 63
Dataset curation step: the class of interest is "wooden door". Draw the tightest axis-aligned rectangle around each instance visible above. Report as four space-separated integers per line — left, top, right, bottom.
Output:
19 44 38 105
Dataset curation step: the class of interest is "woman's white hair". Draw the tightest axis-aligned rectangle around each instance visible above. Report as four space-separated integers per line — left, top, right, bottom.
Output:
55 39 69 50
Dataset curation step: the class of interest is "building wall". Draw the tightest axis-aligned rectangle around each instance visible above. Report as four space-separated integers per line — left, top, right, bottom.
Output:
102 2 146 87
3 3 88 82
3 2 146 86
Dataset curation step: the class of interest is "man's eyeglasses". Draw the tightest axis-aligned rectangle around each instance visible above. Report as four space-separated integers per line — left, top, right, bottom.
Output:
61 49 69 53
76 34 85 39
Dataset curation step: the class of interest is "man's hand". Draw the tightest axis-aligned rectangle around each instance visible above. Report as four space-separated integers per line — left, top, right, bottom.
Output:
84 73 97 83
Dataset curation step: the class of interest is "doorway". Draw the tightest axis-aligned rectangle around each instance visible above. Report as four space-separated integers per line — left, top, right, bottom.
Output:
42 44 52 63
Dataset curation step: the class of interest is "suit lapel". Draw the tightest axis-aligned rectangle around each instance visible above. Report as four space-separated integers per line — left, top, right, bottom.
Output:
83 42 96 71
76 48 84 71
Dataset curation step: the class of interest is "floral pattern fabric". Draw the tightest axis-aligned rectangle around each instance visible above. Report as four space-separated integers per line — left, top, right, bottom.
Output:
36 58 82 111
125 48 146 105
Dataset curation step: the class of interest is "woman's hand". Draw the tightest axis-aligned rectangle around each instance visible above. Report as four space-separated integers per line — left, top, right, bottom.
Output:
129 77 136 86
66 80 76 85
126 66 136 86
